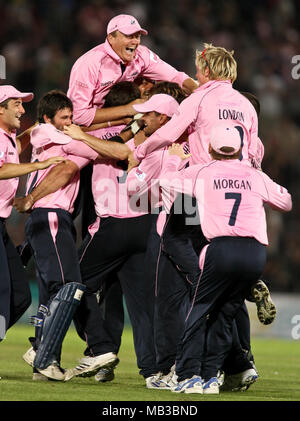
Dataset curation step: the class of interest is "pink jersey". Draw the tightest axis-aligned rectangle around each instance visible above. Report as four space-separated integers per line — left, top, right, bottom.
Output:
160 156 292 245
126 142 190 210
27 124 98 212
126 142 190 235
68 39 190 126
92 133 147 218
134 80 261 167
0 128 19 218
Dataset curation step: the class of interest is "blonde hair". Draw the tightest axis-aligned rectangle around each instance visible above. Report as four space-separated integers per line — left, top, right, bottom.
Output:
195 43 237 83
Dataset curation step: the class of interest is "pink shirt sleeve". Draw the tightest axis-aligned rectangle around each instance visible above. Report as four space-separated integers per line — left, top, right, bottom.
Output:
126 150 164 197
63 140 98 170
134 95 197 161
259 171 292 212
139 46 190 87
67 56 99 126
159 155 195 212
249 136 264 169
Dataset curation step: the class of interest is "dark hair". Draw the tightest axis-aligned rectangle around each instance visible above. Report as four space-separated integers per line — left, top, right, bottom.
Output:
240 91 260 117
148 81 186 104
0 98 12 109
103 81 141 107
210 147 241 160
37 90 73 123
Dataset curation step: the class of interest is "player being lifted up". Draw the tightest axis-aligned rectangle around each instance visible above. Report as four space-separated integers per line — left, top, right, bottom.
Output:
67 14 197 132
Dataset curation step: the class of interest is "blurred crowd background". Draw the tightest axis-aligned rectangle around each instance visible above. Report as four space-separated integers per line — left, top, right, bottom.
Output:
1 0 299 292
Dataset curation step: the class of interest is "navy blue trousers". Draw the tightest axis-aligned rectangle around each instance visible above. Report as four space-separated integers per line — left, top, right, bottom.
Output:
74 214 157 377
145 215 191 374
0 219 31 341
175 236 266 381
25 208 82 351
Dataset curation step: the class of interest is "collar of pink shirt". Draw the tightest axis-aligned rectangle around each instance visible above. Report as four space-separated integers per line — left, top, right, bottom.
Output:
195 79 232 93
0 126 16 143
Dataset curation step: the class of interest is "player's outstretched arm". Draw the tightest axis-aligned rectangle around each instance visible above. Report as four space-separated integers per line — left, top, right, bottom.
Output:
64 124 130 160
0 156 65 180
92 99 145 125
13 160 78 213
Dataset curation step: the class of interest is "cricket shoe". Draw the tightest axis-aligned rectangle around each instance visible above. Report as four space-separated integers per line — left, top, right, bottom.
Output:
203 377 220 394
146 366 178 390
95 367 115 383
23 347 35 367
37 361 66 381
145 373 163 389
221 368 258 392
64 352 119 381
252 280 276 325
172 375 203 394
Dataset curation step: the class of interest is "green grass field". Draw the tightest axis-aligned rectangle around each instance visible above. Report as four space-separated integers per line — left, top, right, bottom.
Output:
0 325 299 402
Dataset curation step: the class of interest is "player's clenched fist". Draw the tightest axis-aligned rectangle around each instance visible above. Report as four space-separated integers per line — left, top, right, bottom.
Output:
63 124 86 141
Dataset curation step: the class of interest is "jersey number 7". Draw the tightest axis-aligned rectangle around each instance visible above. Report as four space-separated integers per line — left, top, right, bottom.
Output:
225 192 241 226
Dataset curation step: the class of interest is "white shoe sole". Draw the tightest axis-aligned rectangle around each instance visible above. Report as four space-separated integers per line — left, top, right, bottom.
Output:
172 386 203 394
203 386 219 394
32 373 49 381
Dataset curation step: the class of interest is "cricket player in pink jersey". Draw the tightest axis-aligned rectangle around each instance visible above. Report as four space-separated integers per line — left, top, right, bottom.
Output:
20 91 100 381
131 43 262 168
159 125 292 394
0 85 64 357
124 93 196 390
67 14 197 131
15 84 143 383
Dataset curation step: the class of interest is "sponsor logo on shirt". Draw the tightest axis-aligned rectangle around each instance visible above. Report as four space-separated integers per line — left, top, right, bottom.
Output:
8 152 15 156
135 166 146 181
75 80 89 88
101 80 114 87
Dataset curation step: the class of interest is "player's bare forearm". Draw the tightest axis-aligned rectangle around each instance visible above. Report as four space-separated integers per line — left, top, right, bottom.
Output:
92 99 145 124
0 157 65 180
14 160 79 213
82 135 130 160
81 118 131 132
64 124 130 160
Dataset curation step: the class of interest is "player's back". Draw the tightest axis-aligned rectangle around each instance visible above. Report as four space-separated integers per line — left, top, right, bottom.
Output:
188 80 258 165
193 160 275 245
